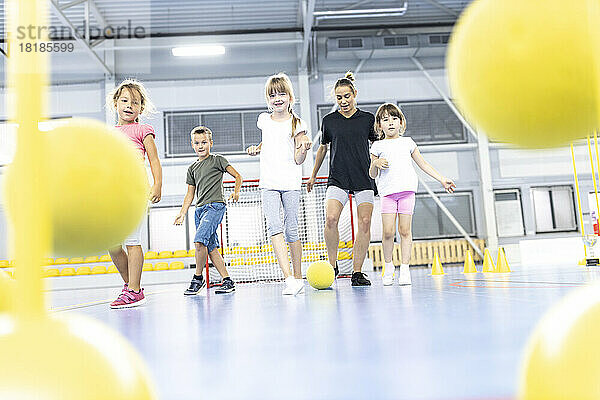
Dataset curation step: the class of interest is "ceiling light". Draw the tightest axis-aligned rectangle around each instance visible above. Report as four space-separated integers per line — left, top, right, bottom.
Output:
172 45 225 57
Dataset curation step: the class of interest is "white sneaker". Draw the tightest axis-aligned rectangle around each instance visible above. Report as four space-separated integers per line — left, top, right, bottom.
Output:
398 265 412 286
382 274 395 286
282 277 304 295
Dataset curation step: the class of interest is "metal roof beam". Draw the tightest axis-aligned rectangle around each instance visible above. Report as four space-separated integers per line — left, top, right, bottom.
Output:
300 0 316 70
421 0 460 17
50 1 114 77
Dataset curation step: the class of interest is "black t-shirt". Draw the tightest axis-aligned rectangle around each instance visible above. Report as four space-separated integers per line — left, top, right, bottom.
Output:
321 109 379 192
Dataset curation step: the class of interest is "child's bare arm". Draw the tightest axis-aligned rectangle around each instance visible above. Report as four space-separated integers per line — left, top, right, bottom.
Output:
294 132 312 165
143 135 163 203
411 148 456 193
226 165 243 202
174 185 196 225
369 153 388 179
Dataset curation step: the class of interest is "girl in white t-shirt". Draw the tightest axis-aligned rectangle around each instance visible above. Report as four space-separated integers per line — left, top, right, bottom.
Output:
369 103 455 286
247 73 312 295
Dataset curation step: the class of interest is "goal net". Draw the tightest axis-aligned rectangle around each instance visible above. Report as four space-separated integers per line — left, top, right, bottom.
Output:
210 176 357 284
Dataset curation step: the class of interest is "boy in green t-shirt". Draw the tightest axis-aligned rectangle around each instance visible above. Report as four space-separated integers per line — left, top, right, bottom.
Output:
174 126 242 295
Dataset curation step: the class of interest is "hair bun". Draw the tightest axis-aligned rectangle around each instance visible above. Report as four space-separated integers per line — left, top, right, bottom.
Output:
344 71 355 82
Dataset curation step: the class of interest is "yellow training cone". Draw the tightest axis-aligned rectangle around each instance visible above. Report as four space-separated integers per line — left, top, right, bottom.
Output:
431 250 445 275
463 250 477 273
496 247 511 273
482 248 496 273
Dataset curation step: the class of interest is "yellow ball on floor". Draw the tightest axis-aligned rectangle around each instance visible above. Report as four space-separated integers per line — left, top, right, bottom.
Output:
520 282 600 399
306 260 335 289
447 0 600 148
3 118 148 256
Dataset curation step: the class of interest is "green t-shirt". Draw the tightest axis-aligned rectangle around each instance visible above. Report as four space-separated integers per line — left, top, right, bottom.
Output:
186 154 230 207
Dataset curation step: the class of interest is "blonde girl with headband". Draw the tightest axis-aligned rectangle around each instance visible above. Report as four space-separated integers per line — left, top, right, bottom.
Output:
370 103 455 285
307 72 378 287
106 79 162 308
247 73 312 295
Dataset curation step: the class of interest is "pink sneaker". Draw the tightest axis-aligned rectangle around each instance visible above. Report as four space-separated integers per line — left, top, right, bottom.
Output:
110 288 146 309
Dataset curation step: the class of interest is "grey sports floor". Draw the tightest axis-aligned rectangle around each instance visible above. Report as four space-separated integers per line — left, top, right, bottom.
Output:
48 263 591 400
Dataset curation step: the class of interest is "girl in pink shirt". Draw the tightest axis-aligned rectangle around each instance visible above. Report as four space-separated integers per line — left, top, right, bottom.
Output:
107 79 162 308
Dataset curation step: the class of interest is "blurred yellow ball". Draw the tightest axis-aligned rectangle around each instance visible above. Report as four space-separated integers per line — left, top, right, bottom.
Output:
520 283 600 399
4 118 148 256
0 314 156 399
447 0 600 148
306 260 335 290
0 269 15 312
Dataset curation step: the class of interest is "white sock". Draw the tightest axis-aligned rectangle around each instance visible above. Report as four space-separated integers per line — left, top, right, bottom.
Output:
285 276 296 284
383 262 395 277
401 263 409 270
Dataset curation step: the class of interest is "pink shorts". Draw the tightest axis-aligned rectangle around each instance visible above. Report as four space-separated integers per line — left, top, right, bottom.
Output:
381 191 416 214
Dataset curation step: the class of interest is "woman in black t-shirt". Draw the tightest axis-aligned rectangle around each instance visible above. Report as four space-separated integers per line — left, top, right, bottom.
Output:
307 72 378 286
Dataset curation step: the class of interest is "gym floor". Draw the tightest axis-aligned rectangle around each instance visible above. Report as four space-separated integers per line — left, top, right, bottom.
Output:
48 263 591 400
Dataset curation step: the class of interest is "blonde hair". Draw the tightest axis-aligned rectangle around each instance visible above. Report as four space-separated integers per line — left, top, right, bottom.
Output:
374 103 407 139
265 73 300 138
107 79 156 123
190 125 213 141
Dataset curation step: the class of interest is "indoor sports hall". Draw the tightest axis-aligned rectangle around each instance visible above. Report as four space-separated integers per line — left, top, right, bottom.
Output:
1 1 598 399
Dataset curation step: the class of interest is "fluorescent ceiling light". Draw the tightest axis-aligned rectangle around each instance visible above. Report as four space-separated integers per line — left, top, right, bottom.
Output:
172 45 225 57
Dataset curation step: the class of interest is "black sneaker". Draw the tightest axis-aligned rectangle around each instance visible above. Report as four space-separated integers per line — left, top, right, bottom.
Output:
184 275 206 295
215 277 235 294
351 271 371 286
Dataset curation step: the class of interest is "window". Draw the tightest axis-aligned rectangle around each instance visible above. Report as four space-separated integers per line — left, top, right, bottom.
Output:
164 109 263 156
316 101 466 145
149 207 188 251
532 186 577 233
494 189 525 237
411 191 476 239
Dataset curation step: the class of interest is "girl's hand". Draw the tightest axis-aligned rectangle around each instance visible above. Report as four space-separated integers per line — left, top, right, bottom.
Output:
373 158 389 170
150 184 161 203
228 191 240 202
174 215 185 225
247 145 260 156
441 178 456 193
306 176 316 193
296 138 312 153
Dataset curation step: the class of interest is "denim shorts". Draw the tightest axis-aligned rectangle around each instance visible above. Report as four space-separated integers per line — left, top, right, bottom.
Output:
194 202 226 252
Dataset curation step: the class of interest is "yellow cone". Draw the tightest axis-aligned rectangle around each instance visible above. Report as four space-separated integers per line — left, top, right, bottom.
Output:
482 248 495 272
431 250 445 275
463 250 477 273
496 247 511 273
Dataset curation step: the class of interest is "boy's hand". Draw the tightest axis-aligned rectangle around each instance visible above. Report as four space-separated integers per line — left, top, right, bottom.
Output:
174 214 185 225
373 158 389 170
246 145 260 156
441 178 456 193
228 191 240 202
150 184 161 203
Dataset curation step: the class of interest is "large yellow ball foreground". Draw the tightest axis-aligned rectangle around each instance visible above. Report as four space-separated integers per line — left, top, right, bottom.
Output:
447 0 600 148
519 283 600 399
306 260 335 290
4 118 148 256
0 270 15 312
0 314 156 399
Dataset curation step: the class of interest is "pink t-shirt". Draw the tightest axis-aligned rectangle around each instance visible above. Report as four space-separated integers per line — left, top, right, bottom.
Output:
115 123 155 160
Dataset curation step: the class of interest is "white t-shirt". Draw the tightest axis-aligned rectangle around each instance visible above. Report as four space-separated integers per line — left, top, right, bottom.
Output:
370 136 418 196
257 112 309 190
